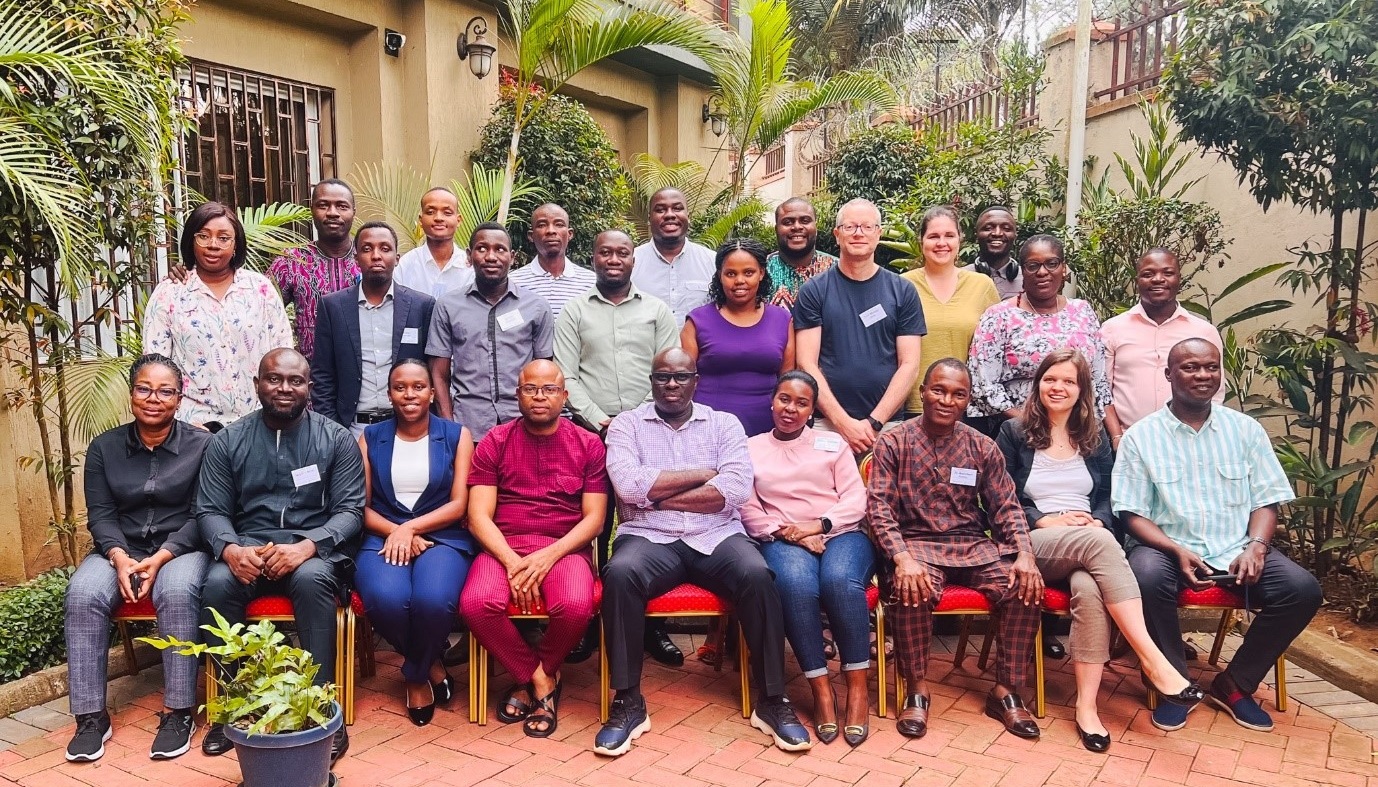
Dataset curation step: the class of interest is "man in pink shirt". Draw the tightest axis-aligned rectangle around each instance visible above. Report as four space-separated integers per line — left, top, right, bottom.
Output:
1102 248 1224 447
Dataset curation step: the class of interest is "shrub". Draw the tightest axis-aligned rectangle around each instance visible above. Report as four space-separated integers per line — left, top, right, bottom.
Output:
0 569 72 682
821 123 926 206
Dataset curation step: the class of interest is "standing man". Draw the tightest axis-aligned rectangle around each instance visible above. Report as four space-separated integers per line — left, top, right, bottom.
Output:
510 203 596 321
395 187 473 300
311 221 435 434
195 349 364 761
765 197 838 311
1102 248 1225 448
427 222 554 442
971 206 1022 300
1114 339 1321 733
631 188 716 326
794 198 925 455
268 179 361 360
868 358 1043 741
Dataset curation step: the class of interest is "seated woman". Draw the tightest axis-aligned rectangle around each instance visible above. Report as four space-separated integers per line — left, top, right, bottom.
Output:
355 358 475 726
65 354 213 762
742 371 875 747
995 349 1203 752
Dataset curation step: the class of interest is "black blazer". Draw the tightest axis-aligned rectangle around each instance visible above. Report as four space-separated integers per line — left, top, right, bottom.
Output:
311 283 434 425
995 418 1115 533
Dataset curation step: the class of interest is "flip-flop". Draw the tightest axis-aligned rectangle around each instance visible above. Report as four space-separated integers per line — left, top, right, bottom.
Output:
496 683 534 723
523 683 561 738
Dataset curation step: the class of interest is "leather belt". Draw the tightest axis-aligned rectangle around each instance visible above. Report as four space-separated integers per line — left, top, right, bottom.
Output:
354 410 393 425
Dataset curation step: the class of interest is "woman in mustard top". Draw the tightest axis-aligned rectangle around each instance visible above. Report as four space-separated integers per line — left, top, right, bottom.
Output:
901 205 1000 417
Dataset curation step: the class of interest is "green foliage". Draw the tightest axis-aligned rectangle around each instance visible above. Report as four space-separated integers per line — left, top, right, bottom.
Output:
820 124 926 206
141 609 337 735
0 569 71 681
626 153 772 249
474 84 631 262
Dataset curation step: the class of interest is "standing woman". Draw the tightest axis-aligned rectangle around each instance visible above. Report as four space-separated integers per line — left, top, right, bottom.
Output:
996 350 1202 752
742 372 875 747
682 238 794 436
354 358 476 726
968 235 1111 424
143 202 293 429
65 355 213 762
900 206 1000 417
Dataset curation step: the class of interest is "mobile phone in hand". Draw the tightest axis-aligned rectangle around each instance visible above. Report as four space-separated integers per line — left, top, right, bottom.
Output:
128 572 144 597
1197 569 1236 584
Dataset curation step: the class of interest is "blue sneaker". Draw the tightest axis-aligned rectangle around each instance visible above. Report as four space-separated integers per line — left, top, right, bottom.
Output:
750 695 812 751
1151 700 1190 731
594 696 650 757
1208 672 1274 732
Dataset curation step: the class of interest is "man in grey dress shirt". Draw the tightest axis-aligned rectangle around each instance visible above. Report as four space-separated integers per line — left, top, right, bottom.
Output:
630 188 716 326
426 222 555 441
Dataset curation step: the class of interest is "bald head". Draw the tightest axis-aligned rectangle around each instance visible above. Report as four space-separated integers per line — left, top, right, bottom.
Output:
259 347 308 377
255 348 311 423
516 359 567 428
653 347 696 373
650 348 697 416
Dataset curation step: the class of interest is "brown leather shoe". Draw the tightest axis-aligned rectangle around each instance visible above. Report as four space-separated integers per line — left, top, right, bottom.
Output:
896 693 930 738
984 690 1040 739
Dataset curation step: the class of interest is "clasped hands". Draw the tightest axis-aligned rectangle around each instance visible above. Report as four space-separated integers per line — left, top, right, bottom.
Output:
380 524 431 566
504 548 560 615
775 520 825 554
223 540 317 584
891 551 1044 607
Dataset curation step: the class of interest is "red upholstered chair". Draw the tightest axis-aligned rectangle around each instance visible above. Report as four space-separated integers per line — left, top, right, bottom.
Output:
112 598 158 676
1144 586 1288 711
349 591 375 682
1033 587 1072 718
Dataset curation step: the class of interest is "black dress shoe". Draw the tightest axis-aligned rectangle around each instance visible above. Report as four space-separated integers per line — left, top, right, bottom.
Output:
330 727 349 762
1043 639 1067 660
441 633 469 667
201 723 232 756
565 622 598 664
1149 679 1206 708
1076 724 1111 753
432 674 456 706
644 627 684 667
407 701 436 727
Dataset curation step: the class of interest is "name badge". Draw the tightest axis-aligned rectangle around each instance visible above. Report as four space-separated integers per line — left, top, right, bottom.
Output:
950 467 977 486
859 303 887 327
496 308 524 332
401 327 419 344
813 433 844 453
292 464 321 487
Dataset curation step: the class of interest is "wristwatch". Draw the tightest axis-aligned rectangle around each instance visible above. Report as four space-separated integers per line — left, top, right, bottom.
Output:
866 416 883 432
819 516 834 535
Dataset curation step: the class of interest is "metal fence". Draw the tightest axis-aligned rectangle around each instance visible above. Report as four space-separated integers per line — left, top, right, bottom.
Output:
1093 0 1188 102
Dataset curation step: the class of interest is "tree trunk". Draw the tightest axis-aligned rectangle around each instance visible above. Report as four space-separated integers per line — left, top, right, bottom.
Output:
23 272 69 566
498 124 522 225
1313 209 1346 574
1330 204 1369 485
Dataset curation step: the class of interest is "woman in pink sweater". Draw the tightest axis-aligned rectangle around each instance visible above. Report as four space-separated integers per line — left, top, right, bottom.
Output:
742 371 875 747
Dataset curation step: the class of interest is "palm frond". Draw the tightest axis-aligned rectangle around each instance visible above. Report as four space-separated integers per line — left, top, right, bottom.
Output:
54 353 131 445
750 70 896 152
237 203 311 271
629 154 714 208
350 161 432 250
449 165 547 247
0 117 94 288
698 197 768 249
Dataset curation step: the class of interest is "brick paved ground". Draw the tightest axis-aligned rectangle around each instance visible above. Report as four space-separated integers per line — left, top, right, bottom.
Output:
3 630 1376 787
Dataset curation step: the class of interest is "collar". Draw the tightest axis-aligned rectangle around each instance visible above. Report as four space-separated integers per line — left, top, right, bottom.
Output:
1127 301 1191 324
124 420 183 456
640 400 709 424
420 242 465 269
464 278 518 303
358 282 395 307
650 242 686 265
1161 401 1221 433
306 242 356 263
591 284 643 306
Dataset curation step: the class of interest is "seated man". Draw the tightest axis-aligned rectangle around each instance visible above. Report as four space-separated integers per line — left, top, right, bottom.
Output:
196 348 364 759
1114 338 1322 733
868 358 1043 741
596 349 810 756
460 360 608 738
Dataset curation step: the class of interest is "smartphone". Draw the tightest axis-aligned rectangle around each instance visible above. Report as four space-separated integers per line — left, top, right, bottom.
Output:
1198 570 1236 584
128 572 144 597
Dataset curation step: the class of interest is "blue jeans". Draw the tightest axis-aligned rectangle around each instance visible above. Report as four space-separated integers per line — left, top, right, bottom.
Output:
761 530 876 678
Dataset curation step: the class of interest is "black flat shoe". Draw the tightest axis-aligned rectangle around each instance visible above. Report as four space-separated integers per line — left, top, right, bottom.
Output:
1143 675 1206 708
843 723 869 747
431 674 456 706
407 701 436 727
1043 639 1066 660
1076 724 1110 753
201 722 232 756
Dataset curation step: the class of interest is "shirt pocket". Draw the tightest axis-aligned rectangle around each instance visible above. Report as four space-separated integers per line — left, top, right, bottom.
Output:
1216 463 1251 506
553 474 584 496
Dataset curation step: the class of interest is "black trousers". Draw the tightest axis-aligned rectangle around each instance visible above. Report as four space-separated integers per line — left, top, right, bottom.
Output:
201 557 342 685
603 534 786 697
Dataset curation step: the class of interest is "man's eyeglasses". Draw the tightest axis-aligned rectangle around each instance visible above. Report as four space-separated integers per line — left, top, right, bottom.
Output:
518 384 564 397
1020 259 1065 274
192 232 235 248
132 384 179 401
836 223 880 236
651 372 698 384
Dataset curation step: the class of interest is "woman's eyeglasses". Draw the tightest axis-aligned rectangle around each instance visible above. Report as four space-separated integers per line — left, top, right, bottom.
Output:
132 385 180 401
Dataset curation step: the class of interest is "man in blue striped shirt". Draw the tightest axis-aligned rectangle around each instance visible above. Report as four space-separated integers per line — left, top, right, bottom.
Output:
1113 338 1321 734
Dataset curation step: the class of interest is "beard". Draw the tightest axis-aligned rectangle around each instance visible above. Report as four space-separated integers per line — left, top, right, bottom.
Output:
263 398 308 422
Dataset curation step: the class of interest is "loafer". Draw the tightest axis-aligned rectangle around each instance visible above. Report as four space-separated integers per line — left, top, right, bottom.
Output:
644 626 684 667
983 690 1040 740
1043 639 1067 660
594 696 650 757
1076 724 1111 753
896 693 930 739
1208 672 1273 732
330 727 349 762
566 622 599 664
1151 701 1190 731
750 695 812 752
201 723 232 756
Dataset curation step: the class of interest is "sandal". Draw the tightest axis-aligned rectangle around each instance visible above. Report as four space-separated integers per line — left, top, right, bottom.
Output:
496 683 534 724
821 628 837 661
523 683 561 738
695 643 723 667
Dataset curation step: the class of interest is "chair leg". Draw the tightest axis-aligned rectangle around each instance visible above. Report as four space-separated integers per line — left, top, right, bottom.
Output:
343 607 355 725
118 621 140 676
895 672 905 719
599 619 610 723
977 617 996 673
1275 656 1288 712
1033 621 1046 718
737 622 750 719
468 631 480 724
1209 610 1233 667
955 615 970 667
875 604 887 718
357 615 377 679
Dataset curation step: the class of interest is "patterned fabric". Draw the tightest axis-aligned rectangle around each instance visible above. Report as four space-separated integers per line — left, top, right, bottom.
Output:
967 296 1112 417
267 244 361 359
508 258 597 320
765 249 838 311
142 269 293 425
1101 302 1225 428
1112 403 1293 567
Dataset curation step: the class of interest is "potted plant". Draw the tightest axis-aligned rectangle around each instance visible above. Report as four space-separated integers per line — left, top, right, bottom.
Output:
141 609 341 787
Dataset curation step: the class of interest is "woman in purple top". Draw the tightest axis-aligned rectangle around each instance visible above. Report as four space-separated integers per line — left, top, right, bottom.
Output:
681 238 795 436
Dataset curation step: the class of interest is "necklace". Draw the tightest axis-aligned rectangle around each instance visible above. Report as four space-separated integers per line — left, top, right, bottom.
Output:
1018 293 1061 315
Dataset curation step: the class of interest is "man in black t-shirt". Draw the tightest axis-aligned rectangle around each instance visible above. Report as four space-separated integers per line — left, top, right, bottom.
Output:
795 199 926 455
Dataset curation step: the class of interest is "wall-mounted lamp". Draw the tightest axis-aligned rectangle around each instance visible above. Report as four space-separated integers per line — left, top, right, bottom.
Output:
456 16 496 79
701 96 726 137
383 29 406 57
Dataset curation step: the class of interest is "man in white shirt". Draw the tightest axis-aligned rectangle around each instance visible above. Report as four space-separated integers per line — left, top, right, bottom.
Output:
630 188 716 327
395 187 473 299
509 203 596 321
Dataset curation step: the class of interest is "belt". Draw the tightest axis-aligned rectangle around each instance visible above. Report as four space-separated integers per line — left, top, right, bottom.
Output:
354 410 393 425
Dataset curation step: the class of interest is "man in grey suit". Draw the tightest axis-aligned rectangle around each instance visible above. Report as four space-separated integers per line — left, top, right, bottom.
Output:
312 221 435 435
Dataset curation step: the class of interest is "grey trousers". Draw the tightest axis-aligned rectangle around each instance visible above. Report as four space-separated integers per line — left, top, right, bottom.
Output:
64 551 209 715
1032 526 1140 664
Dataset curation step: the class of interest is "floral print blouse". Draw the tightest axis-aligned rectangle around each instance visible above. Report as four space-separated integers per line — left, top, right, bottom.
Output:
967 296 1112 417
142 269 293 425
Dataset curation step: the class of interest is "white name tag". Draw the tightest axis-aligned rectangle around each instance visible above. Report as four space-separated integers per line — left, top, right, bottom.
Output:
292 464 321 487
859 303 887 327
950 467 977 486
401 327 419 344
813 433 844 453
496 309 524 332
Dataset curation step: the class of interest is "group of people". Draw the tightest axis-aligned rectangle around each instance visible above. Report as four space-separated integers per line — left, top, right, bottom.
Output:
64 178 1322 770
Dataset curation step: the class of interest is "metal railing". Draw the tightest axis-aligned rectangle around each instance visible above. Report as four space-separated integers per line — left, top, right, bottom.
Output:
760 144 786 179
1093 0 1188 102
910 80 1039 145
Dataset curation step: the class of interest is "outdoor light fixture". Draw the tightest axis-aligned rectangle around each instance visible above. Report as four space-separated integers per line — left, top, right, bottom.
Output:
457 16 496 79
701 96 726 137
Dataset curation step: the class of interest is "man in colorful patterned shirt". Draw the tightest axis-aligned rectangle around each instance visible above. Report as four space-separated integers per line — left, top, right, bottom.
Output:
267 178 361 360
765 197 837 311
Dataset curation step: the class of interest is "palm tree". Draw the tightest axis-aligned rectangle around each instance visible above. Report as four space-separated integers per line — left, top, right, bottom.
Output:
492 0 731 222
352 161 546 251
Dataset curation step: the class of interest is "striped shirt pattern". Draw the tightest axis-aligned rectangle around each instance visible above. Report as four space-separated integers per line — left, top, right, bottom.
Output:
508 258 597 321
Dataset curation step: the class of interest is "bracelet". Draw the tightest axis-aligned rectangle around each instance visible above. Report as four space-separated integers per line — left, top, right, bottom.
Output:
107 548 128 566
1245 536 1270 550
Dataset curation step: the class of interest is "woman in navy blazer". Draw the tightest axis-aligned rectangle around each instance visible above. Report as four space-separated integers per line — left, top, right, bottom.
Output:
355 358 476 726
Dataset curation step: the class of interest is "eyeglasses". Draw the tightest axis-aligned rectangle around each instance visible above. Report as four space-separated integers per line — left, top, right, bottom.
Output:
132 384 179 400
1021 259 1066 274
192 232 235 248
836 223 880 236
518 384 564 397
650 372 697 384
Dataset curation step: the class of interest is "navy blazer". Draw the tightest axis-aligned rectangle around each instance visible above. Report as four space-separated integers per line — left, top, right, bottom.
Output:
995 418 1116 535
362 414 474 554
311 283 434 425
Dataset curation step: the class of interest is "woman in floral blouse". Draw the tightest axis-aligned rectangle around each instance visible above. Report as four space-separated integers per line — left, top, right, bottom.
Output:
967 234 1111 423
143 202 292 429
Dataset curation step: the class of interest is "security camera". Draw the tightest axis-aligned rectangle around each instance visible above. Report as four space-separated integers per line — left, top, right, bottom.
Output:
383 29 405 57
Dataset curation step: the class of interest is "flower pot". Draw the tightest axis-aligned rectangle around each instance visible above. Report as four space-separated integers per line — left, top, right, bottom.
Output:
224 701 342 787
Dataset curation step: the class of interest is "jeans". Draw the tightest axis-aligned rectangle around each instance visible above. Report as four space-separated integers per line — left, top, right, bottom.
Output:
761 530 876 678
